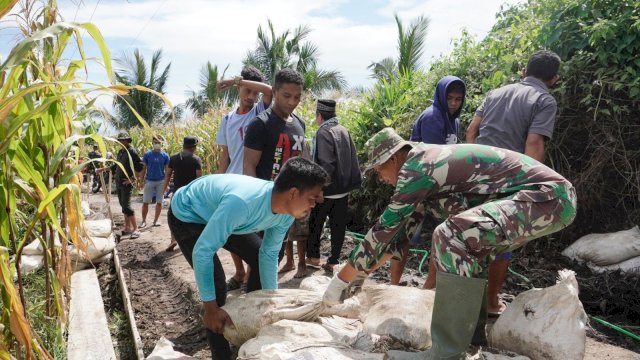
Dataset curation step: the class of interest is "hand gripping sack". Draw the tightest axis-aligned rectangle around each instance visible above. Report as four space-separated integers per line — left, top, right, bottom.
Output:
488 270 587 360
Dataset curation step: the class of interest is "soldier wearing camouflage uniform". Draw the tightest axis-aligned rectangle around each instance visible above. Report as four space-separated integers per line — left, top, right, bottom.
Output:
322 127 576 359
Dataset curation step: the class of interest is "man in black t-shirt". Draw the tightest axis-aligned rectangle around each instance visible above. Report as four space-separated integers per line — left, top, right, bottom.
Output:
243 68 306 181
164 136 203 251
243 68 308 266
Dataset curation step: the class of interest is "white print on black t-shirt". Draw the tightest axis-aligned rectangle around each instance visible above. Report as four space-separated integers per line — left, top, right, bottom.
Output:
292 134 304 151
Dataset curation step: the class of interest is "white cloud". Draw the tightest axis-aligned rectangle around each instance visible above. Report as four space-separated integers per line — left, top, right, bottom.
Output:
56 0 522 106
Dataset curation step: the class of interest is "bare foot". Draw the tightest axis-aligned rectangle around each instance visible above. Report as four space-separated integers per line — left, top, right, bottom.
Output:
278 263 295 273
488 301 507 316
165 241 178 252
294 267 307 278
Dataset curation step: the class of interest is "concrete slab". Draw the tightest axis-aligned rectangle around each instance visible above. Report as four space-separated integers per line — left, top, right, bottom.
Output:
67 269 116 360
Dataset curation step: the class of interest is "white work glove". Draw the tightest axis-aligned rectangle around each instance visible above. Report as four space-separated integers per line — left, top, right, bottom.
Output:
322 274 350 306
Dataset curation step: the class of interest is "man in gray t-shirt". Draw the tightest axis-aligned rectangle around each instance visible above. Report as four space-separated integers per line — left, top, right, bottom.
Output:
466 50 561 317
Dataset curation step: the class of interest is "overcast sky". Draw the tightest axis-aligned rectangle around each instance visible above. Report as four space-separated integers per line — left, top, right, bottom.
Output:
1 0 522 108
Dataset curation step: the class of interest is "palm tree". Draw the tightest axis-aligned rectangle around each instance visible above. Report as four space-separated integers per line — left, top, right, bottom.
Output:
185 61 234 117
113 49 174 127
243 19 346 92
369 14 430 80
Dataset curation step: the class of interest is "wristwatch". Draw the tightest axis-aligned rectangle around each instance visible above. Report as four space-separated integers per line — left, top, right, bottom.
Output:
233 76 243 86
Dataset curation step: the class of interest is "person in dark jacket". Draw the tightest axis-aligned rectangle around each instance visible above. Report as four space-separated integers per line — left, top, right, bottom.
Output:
410 75 466 144
306 99 362 272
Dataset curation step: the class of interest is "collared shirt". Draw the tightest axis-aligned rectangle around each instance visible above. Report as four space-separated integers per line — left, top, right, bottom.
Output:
475 76 557 153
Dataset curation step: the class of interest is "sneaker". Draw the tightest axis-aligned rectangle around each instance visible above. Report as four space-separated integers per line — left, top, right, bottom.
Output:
129 232 141 239
138 221 146 229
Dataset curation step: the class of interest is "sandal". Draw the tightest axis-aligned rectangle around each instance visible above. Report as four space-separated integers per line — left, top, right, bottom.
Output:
226 277 242 291
138 221 146 229
321 263 336 272
240 282 248 293
152 222 161 227
129 232 141 239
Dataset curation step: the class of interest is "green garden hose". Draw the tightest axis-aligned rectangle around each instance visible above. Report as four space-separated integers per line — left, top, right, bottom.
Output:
591 316 640 342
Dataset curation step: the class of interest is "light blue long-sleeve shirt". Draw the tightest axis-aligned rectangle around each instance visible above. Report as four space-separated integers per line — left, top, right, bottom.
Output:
170 174 294 301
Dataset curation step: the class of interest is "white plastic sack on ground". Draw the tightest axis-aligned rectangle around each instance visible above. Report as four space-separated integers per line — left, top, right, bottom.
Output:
318 316 379 352
386 350 530 360
587 255 640 274
73 252 114 271
83 219 113 237
562 226 640 266
237 319 384 360
222 289 323 346
362 285 435 350
489 269 587 360
147 337 195 360
69 233 116 263
81 200 92 217
21 255 44 275
23 234 61 256
300 275 332 292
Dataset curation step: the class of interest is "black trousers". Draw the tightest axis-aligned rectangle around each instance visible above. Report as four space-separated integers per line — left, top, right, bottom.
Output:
167 208 262 360
306 196 349 264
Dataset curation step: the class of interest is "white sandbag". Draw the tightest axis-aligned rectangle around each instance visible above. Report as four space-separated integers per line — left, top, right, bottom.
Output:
386 350 530 360
147 337 196 360
300 275 332 292
21 255 44 275
83 219 113 237
73 252 114 271
23 240 44 256
237 319 384 360
562 226 640 266
69 233 116 263
222 289 323 346
23 235 62 255
362 285 435 350
318 316 379 352
489 269 587 360
587 255 640 274
81 201 92 217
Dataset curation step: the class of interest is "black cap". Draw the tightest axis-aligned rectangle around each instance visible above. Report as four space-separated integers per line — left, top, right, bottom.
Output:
316 99 336 113
183 136 198 148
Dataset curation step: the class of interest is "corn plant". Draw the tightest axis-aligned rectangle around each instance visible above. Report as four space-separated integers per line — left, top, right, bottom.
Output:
0 1 171 358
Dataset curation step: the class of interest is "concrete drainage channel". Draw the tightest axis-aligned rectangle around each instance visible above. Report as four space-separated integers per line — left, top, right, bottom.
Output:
67 246 145 360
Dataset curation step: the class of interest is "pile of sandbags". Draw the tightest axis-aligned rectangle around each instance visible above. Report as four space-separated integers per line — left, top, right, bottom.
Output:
69 219 115 270
489 270 588 360
224 271 586 359
562 226 640 274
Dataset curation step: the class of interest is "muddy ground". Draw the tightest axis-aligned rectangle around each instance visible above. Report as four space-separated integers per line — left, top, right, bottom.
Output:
86 192 639 359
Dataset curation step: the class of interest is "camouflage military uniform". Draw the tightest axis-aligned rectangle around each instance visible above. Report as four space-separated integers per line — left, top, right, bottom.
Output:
350 128 577 277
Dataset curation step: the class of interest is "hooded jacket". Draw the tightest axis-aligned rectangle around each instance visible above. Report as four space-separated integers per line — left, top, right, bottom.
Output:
410 76 466 144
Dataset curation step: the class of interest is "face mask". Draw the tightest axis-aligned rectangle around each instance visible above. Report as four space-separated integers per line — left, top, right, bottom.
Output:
153 143 162 150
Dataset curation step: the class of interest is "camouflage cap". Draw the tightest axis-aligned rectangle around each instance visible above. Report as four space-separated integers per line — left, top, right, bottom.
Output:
116 130 131 140
363 127 411 171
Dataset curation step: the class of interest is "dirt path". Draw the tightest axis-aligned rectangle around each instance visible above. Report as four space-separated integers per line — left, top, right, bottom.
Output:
88 192 639 359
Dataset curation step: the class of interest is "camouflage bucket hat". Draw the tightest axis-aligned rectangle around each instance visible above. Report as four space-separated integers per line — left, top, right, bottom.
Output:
364 127 411 171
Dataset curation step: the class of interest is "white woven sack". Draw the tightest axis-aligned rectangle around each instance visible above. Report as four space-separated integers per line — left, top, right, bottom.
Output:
362 285 435 350
83 219 113 237
488 269 587 360
587 255 640 274
562 226 640 266
237 319 384 360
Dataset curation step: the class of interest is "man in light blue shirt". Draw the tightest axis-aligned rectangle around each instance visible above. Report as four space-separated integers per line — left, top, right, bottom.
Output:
168 157 328 360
